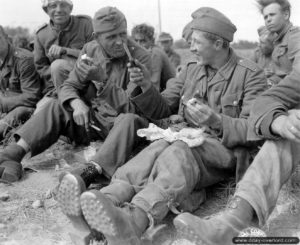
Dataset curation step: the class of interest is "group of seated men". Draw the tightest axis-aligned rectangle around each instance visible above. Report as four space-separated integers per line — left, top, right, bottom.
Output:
0 0 300 244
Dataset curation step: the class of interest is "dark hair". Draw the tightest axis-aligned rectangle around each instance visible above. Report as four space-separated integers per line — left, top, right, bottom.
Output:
257 0 291 17
131 24 155 42
203 32 229 49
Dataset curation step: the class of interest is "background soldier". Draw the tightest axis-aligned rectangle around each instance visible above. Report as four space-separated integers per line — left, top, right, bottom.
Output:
0 26 41 142
157 32 181 69
132 23 176 91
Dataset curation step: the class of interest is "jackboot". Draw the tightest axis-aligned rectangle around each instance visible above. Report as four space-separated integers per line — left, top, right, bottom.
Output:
80 190 149 245
58 162 103 188
173 196 254 245
0 144 25 182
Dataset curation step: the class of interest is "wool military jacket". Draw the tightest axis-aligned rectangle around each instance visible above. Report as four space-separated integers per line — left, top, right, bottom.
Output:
34 15 93 94
59 38 151 132
0 46 42 113
131 49 267 148
248 23 300 140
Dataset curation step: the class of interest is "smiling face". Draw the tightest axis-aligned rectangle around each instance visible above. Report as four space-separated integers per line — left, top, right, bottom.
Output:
47 1 72 27
190 30 218 66
262 3 289 33
95 23 128 58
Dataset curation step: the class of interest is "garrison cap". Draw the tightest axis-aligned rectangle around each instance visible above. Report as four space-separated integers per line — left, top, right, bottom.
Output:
42 0 73 13
158 32 173 42
190 7 237 42
93 7 126 34
182 21 193 41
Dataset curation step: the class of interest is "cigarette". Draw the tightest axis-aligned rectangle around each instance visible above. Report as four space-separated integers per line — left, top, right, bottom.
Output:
90 124 101 132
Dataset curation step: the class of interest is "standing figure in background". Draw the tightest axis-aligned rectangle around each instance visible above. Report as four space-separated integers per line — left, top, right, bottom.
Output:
132 24 176 91
157 32 181 70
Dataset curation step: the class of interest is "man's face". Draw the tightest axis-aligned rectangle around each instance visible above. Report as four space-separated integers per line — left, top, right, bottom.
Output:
190 30 217 66
133 33 152 50
262 3 289 33
0 35 9 65
96 23 127 58
158 40 172 52
47 1 72 26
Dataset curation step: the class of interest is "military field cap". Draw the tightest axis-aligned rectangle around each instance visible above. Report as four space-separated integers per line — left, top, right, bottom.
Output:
182 21 193 41
93 6 126 34
42 0 73 12
190 7 237 42
158 32 173 42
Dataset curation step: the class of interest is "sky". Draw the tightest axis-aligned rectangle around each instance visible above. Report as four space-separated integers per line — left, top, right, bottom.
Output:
0 0 300 42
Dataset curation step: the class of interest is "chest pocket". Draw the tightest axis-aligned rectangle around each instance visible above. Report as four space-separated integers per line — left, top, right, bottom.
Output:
221 92 242 118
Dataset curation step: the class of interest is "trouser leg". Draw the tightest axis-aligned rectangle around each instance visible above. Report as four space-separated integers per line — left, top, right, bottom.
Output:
133 137 236 221
0 106 34 139
50 58 75 92
14 99 93 156
100 139 170 206
91 113 149 177
235 140 300 225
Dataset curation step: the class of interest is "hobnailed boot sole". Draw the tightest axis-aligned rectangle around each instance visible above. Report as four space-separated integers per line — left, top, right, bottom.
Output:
57 174 90 232
80 191 117 236
173 218 207 245
80 191 142 245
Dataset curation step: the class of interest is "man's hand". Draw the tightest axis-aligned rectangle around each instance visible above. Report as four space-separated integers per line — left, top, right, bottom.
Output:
76 56 105 82
271 109 300 143
70 98 90 132
48 44 65 59
184 98 222 129
128 59 151 92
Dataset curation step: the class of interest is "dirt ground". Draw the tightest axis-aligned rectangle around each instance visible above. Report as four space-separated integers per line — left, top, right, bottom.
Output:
1 140 300 245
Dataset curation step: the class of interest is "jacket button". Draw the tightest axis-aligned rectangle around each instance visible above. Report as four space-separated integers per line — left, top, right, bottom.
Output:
233 100 238 106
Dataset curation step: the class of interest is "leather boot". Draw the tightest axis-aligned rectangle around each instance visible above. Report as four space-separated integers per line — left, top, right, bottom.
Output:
58 162 103 188
80 190 149 245
0 144 25 182
173 196 254 245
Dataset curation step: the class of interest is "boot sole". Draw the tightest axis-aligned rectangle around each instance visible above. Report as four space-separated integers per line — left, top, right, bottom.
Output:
57 174 90 231
173 218 208 245
80 191 117 237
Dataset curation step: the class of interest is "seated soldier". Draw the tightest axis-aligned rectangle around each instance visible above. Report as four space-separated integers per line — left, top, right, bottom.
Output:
131 23 176 91
173 0 300 244
0 26 41 142
0 6 151 184
57 7 267 245
157 32 181 69
34 0 94 113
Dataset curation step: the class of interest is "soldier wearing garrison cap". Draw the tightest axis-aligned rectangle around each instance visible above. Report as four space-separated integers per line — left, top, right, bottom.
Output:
0 10 153 245
173 1 300 244
158 32 181 69
0 26 41 143
53 7 267 244
34 0 93 110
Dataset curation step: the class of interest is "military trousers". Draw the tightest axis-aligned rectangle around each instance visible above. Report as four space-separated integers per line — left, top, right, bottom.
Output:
0 106 34 140
101 136 236 221
235 139 300 226
15 100 149 178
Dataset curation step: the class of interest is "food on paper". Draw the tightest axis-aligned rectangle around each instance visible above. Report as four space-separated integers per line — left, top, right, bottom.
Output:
137 123 205 147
